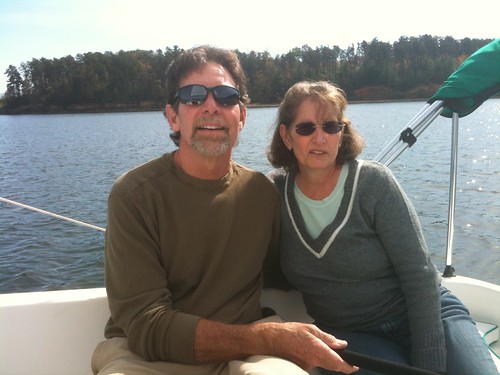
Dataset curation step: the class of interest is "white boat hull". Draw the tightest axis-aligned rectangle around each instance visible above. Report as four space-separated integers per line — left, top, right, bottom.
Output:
0 275 498 375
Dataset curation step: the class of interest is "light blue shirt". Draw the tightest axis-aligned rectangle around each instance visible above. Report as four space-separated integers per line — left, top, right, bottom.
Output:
294 164 349 239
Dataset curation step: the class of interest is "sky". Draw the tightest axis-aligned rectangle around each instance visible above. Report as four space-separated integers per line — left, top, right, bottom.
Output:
0 0 498 93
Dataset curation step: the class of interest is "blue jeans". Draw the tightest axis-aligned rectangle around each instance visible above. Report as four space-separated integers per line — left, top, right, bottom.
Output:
316 287 498 375
439 287 498 375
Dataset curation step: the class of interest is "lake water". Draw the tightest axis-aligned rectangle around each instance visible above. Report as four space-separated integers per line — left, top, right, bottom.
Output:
1 100 499 293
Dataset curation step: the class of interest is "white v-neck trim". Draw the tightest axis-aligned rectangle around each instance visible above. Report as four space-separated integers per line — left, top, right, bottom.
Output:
294 164 348 239
285 160 364 258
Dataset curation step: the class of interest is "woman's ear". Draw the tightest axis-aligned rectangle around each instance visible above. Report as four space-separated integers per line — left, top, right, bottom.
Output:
279 124 292 150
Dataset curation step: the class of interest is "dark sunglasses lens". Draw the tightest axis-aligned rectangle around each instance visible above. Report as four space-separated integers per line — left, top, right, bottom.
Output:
213 86 240 105
295 122 316 136
323 121 343 134
177 85 240 106
179 85 208 105
295 121 343 136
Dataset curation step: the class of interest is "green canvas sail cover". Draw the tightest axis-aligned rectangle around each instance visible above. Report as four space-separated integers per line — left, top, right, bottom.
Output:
428 38 500 118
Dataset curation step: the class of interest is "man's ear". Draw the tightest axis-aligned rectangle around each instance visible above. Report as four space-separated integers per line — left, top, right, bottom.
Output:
165 104 180 132
239 106 247 130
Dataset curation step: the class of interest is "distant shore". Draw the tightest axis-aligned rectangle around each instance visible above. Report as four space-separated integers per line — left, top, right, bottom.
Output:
0 82 449 115
0 96 435 116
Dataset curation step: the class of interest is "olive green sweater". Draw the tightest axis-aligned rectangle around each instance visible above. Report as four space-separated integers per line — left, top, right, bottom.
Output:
103 152 280 364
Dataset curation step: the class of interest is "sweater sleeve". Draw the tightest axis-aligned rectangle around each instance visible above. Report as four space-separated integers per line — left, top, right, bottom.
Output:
105 190 200 364
263 194 294 291
368 163 446 373
263 169 294 291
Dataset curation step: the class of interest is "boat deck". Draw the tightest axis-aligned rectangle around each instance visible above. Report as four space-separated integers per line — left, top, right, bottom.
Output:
1 277 498 375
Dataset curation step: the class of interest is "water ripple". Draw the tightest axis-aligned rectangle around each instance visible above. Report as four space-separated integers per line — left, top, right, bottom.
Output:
1 102 498 292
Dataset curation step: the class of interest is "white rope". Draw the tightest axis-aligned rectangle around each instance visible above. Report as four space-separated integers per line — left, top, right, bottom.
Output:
0 196 106 233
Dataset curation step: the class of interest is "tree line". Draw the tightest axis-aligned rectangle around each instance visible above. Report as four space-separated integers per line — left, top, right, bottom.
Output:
1 35 494 114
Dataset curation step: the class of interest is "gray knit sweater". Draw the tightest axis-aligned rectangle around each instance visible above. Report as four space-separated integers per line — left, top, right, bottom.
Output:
268 159 446 372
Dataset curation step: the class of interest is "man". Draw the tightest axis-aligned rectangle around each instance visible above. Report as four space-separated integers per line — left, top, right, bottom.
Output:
91 45 357 375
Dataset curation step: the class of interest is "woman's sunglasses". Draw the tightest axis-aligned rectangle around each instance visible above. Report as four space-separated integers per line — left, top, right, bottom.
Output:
295 121 344 136
174 84 241 106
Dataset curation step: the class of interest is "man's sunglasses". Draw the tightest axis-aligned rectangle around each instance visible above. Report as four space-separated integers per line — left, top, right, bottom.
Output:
295 121 344 136
174 84 241 106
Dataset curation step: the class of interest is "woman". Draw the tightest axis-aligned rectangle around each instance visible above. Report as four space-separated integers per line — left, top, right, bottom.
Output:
267 81 497 375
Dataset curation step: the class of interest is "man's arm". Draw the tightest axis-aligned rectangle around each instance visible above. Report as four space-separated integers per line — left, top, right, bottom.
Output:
194 319 359 373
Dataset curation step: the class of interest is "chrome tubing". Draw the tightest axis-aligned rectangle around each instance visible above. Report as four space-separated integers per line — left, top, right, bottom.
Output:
0 196 106 233
376 100 444 166
443 112 460 277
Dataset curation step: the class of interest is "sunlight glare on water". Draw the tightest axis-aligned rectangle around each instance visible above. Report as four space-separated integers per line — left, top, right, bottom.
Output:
0 100 499 292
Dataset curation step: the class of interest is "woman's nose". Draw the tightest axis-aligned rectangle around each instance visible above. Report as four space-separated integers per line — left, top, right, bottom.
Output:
312 126 327 142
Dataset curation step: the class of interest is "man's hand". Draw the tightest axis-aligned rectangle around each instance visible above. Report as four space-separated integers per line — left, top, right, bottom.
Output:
255 321 359 373
194 319 359 373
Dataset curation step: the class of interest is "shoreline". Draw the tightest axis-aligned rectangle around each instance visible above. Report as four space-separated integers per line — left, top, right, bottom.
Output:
0 98 431 116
